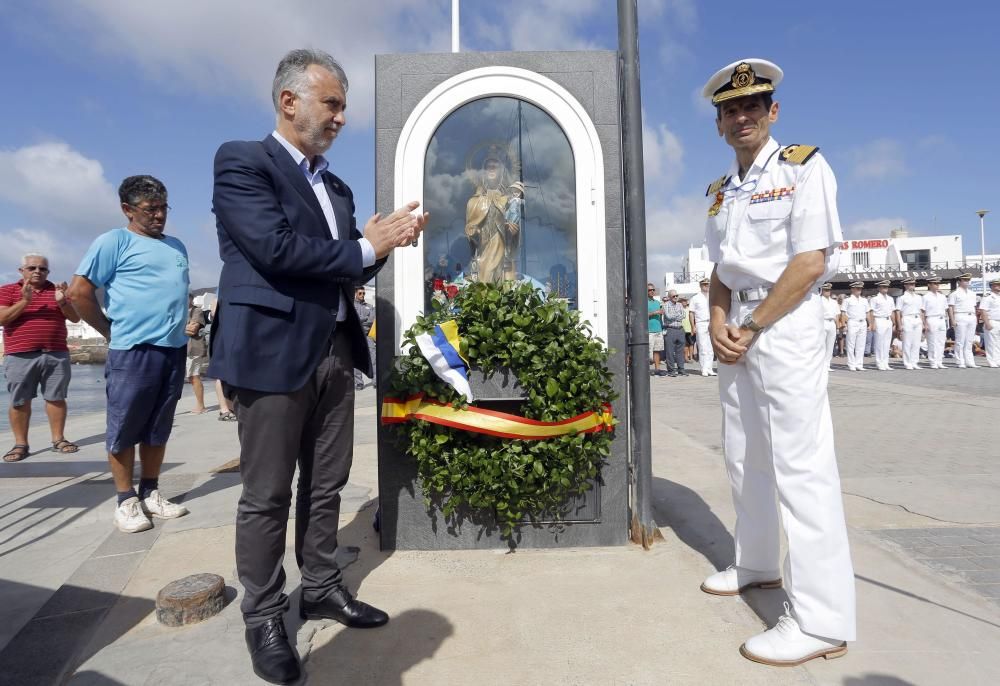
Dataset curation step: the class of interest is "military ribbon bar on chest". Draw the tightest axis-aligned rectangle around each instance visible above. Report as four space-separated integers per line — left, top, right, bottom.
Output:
749 186 795 205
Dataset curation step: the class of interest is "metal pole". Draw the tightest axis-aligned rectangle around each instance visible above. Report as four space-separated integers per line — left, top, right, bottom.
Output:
977 210 989 295
451 0 460 53
618 0 660 548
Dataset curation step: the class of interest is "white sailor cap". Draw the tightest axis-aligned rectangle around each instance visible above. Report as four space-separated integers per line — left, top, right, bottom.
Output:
702 59 783 105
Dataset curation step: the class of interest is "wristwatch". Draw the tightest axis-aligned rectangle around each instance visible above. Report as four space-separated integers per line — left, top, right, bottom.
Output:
741 313 763 332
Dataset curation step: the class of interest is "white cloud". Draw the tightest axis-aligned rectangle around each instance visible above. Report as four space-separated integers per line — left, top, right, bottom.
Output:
645 193 709 281
45 0 452 126
847 138 906 180
0 142 120 229
0 228 65 283
642 117 684 190
469 0 603 52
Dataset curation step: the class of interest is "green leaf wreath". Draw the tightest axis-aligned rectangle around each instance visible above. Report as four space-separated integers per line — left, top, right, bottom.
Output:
387 281 617 537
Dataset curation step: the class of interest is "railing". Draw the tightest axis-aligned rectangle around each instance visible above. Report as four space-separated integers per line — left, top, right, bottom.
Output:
836 262 988 274
670 271 707 283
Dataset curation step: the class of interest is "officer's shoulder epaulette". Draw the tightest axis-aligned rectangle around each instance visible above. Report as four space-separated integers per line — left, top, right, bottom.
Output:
705 175 729 197
778 144 820 165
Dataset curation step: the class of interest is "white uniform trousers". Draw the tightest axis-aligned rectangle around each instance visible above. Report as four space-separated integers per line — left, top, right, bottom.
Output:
696 320 714 374
846 319 867 370
718 292 856 641
926 315 947 367
953 312 977 368
900 314 922 369
873 317 892 369
823 319 836 369
986 324 1000 367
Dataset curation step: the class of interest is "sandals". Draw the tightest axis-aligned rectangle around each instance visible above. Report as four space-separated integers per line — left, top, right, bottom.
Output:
218 411 237 422
4 444 29 463
52 439 79 454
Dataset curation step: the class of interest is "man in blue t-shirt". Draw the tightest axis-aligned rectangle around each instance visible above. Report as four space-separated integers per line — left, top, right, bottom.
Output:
647 283 666 376
67 175 191 534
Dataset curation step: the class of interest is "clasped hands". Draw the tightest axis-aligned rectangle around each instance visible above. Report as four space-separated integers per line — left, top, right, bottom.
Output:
709 322 757 364
365 201 430 259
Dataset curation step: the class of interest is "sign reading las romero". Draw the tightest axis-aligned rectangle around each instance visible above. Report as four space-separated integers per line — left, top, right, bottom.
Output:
842 239 889 249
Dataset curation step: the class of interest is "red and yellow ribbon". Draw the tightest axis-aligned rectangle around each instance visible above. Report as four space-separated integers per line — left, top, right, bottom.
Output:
381 394 614 440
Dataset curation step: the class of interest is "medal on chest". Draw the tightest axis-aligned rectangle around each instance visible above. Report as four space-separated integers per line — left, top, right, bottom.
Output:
707 191 724 217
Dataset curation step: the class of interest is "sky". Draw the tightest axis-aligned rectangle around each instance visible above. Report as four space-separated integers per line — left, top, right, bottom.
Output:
1 0 997 288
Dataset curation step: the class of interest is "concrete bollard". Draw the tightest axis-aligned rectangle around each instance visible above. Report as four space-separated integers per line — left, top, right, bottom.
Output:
155 573 226 627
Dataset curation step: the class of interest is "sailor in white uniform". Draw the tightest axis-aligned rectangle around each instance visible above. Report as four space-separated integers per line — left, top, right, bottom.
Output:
689 277 716 376
921 277 948 368
869 280 895 370
820 282 839 370
979 277 1000 368
842 282 872 371
948 273 978 368
698 58 855 666
894 277 923 369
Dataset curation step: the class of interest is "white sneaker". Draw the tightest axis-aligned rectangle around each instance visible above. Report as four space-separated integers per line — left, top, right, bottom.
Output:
707 371 717 376
700 565 782 596
114 496 152 533
740 603 847 666
141 490 189 519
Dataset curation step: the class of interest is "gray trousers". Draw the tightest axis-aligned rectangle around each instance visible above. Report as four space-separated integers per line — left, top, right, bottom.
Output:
230 329 355 627
663 328 686 372
353 336 375 386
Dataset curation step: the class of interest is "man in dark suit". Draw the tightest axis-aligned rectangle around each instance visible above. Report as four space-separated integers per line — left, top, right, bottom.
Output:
210 48 426 685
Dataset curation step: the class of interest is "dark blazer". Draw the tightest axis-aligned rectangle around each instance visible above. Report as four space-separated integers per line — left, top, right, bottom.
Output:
208 134 384 393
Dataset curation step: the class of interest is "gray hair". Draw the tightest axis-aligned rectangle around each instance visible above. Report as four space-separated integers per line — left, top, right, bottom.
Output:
21 253 48 266
272 49 349 113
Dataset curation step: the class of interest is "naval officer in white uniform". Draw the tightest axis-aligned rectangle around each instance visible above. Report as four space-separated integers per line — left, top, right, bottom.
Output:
979 277 1000 367
842 281 872 371
689 277 716 376
894 277 923 369
699 58 855 666
820 282 839 370
921 277 949 368
869 279 895 370
948 273 978 368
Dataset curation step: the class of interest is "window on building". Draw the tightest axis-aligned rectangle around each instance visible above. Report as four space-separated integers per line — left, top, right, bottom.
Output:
853 251 870 269
901 249 931 269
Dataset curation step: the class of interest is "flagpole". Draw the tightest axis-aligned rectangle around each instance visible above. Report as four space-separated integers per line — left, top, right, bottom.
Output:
452 0 460 53
618 0 661 548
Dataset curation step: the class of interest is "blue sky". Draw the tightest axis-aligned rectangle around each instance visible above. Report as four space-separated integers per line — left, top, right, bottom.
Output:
1 0 997 287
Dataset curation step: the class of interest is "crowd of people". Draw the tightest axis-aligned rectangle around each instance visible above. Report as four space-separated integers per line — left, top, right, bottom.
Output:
647 277 716 377
826 274 1000 370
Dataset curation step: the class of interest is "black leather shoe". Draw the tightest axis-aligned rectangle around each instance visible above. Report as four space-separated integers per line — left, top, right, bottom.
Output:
245 617 301 685
300 587 389 628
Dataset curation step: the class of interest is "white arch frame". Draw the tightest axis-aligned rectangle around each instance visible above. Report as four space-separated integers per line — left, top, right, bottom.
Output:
392 66 608 352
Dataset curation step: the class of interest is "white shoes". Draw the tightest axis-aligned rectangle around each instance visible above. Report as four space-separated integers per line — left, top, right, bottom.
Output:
700 565 782 596
740 603 847 666
114 497 153 533
141 490 189 519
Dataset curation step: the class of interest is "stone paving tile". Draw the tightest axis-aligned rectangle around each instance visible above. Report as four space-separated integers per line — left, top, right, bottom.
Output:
974 556 1000 570
874 526 1000 607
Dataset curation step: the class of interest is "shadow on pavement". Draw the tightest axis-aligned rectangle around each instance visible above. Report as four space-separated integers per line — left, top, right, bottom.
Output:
66 672 128 686
0 581 153 686
843 674 917 685
652 476 789 627
305 608 453 685
284 498 392 640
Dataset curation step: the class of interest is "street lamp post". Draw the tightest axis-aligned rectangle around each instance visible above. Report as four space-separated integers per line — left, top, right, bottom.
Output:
978 210 990 295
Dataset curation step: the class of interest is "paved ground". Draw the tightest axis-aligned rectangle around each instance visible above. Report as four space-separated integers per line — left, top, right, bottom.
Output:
0 359 998 685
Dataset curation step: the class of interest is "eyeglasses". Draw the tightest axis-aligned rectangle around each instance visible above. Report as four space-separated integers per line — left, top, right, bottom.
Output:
21 266 49 272
128 203 171 218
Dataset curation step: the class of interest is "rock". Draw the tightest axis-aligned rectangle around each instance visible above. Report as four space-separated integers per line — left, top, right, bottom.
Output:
155 573 226 627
